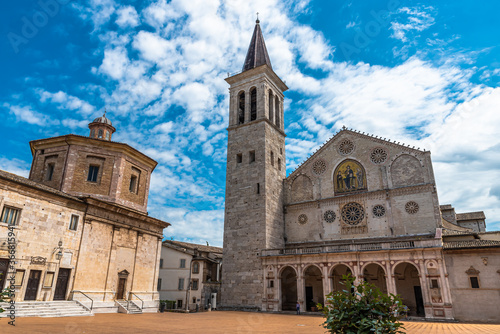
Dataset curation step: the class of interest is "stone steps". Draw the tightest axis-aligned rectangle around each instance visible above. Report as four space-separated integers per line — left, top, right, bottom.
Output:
116 300 143 314
0 301 93 318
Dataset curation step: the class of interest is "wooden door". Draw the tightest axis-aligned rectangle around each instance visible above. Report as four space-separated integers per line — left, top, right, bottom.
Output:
24 270 41 301
53 268 71 300
117 278 126 300
0 259 8 290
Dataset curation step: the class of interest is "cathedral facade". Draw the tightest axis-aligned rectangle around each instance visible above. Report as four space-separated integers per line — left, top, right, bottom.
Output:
221 21 500 323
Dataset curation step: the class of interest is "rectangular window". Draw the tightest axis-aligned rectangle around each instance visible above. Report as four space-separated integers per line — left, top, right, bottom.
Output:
159 258 163 268
271 151 274 166
192 279 199 290
430 279 439 289
14 270 25 286
236 153 242 163
180 259 186 268
157 278 162 291
192 297 196 304
87 165 99 182
129 175 137 193
44 272 55 287
192 262 199 274
278 158 282 171
46 163 55 181
177 300 183 308
178 278 184 290
249 150 255 163
269 280 274 288
1 206 21 226
470 276 480 289
69 215 79 231
257 183 260 194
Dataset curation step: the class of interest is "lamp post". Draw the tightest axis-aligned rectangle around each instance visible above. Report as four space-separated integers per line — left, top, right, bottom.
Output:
54 240 63 261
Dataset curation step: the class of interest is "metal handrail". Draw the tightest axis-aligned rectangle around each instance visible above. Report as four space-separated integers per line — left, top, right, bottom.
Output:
71 290 94 310
129 292 144 310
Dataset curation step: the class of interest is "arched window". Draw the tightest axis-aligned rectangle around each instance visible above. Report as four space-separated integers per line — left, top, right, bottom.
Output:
90 129 95 138
238 92 245 124
275 98 280 128
250 87 257 121
105 131 110 140
268 90 273 122
98 129 103 139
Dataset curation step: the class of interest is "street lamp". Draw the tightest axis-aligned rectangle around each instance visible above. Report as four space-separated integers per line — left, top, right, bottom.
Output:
54 240 63 261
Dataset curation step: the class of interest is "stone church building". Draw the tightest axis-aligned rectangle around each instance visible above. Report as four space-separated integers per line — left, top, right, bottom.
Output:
0 114 169 315
221 21 500 323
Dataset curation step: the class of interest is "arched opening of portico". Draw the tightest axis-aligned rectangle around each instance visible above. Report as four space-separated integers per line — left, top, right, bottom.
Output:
331 264 352 292
394 262 425 317
363 263 387 294
304 265 324 311
280 266 297 311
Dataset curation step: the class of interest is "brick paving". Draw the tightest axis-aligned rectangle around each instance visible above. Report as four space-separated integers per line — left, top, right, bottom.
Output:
1 311 499 333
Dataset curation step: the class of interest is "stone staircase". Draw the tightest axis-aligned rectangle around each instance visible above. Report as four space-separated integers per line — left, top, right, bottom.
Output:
0 300 93 318
115 300 142 314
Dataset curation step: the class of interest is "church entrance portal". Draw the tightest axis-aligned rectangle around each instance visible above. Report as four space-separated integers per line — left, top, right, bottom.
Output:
24 270 41 301
363 263 387 294
304 266 323 311
331 264 352 292
53 268 71 300
394 262 425 317
280 266 297 311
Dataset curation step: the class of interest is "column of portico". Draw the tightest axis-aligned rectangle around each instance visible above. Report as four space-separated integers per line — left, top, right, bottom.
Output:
385 261 397 295
353 261 362 285
436 258 452 305
417 260 432 317
296 265 305 310
322 265 331 297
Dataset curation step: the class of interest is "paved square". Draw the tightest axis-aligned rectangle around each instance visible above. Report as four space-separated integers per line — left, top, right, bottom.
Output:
1 311 499 333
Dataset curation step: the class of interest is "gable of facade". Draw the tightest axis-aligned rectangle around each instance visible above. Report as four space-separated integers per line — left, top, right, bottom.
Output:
284 129 440 243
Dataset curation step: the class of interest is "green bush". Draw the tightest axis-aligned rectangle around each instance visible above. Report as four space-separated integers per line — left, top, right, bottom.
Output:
318 274 406 334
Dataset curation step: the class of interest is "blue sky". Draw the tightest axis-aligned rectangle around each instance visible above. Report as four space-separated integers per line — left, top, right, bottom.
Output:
1 0 500 246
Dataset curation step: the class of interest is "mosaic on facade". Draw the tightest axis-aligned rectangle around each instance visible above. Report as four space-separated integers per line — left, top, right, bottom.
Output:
334 159 367 194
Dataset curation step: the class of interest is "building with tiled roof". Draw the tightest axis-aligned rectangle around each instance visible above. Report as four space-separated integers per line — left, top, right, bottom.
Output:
158 240 222 311
0 113 170 316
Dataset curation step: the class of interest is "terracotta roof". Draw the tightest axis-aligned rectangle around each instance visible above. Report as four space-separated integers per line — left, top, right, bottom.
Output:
242 20 272 72
456 211 486 221
441 218 473 232
0 169 82 202
163 240 222 254
443 239 500 250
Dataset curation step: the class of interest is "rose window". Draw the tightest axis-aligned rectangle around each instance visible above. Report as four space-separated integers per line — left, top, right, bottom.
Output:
323 210 336 223
312 159 327 175
338 139 355 155
298 214 308 225
341 202 365 225
405 201 419 214
370 148 388 164
372 205 386 217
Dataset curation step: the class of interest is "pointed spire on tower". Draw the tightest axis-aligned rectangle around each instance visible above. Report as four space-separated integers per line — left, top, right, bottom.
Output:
242 17 272 72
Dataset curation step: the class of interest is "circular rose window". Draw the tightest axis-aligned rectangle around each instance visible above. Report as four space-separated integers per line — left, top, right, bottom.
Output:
338 139 355 155
372 205 386 217
323 210 336 223
298 214 308 225
370 148 388 164
341 202 365 225
312 159 327 175
405 201 419 214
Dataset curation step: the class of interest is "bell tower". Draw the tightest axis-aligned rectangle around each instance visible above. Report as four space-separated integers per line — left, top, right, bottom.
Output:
221 19 288 310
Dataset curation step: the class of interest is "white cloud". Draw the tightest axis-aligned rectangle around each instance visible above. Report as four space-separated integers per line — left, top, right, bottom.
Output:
116 6 139 28
5 104 55 126
0 157 30 178
390 6 436 43
99 47 130 80
39 90 96 115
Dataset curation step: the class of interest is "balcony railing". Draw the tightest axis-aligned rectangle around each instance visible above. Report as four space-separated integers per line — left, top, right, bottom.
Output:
261 239 441 257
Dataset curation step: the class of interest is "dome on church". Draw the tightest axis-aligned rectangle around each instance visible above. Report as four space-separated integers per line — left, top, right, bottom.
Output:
92 114 113 126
